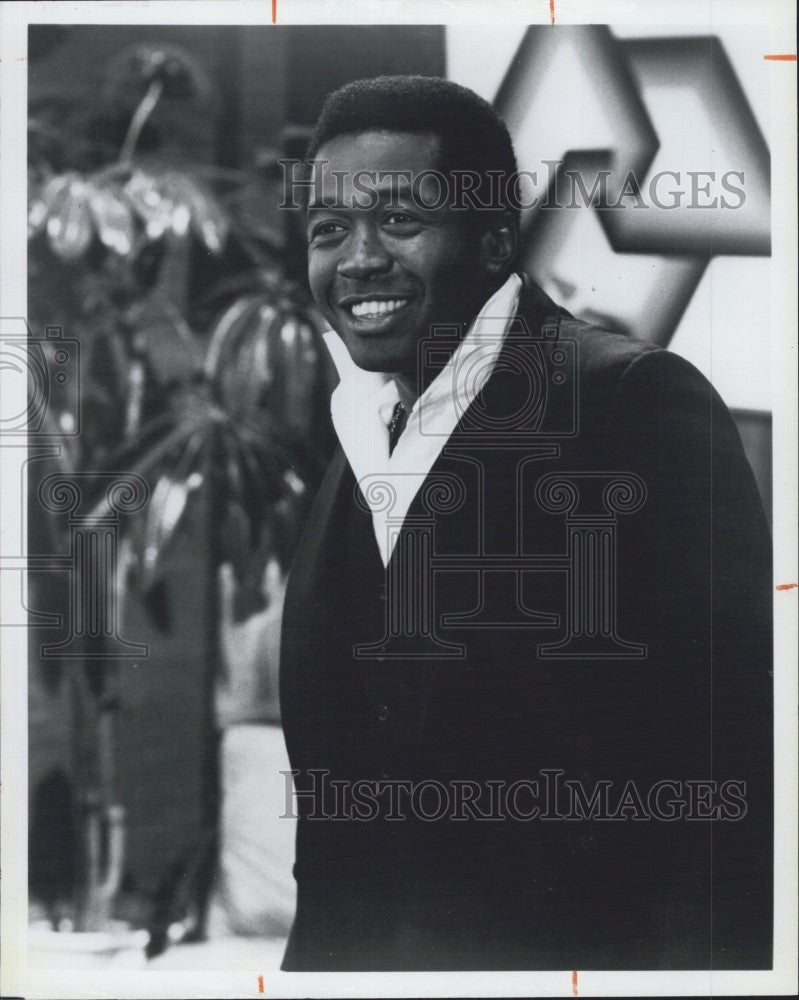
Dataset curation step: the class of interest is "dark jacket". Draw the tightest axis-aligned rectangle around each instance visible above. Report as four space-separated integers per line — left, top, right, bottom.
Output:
279 275 772 970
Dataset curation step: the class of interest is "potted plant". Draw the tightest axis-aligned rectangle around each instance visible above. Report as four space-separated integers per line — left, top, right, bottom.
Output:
27 38 333 957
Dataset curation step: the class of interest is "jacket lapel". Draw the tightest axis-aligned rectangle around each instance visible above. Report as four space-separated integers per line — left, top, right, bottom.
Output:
396 273 566 542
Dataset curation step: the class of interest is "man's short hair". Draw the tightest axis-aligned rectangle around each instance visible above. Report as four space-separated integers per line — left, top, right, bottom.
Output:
305 75 520 221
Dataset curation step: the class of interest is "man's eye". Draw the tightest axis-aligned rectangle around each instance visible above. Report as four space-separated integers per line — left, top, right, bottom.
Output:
309 221 346 241
383 211 419 228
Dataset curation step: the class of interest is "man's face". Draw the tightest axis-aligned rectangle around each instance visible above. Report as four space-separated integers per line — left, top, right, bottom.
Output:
306 130 492 378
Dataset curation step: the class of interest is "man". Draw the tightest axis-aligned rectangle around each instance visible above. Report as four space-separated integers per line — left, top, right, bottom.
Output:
279 76 772 971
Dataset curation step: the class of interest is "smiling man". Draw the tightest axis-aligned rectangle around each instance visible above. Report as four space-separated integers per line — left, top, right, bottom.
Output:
303 118 518 408
278 76 772 972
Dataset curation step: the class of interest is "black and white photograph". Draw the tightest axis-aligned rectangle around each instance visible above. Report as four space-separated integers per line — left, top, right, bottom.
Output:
1 1 796 997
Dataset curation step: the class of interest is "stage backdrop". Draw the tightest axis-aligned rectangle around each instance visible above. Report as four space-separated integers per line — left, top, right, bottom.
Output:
448 23 772 518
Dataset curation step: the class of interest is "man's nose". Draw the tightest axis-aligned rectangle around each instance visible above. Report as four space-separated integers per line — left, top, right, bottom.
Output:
337 224 392 280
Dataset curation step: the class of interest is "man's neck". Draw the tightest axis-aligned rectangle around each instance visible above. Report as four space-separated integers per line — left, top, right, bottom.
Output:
390 371 420 412
388 302 495 410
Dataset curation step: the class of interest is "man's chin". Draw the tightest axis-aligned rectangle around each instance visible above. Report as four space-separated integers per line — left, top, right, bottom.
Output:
349 354 404 377
340 335 412 376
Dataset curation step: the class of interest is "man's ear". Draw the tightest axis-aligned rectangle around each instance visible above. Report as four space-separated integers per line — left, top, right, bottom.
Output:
479 211 518 278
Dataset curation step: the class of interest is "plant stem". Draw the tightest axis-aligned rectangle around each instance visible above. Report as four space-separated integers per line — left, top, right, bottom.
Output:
118 78 164 165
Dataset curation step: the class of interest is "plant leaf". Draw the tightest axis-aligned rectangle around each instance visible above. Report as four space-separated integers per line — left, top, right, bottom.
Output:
87 182 135 256
124 169 173 240
203 294 264 379
46 176 93 259
180 174 229 253
28 173 71 237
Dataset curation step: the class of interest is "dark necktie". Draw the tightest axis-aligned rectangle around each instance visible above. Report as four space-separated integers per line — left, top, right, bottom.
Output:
387 401 408 455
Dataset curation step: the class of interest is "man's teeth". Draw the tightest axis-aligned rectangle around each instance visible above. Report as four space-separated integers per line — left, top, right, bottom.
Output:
349 299 407 318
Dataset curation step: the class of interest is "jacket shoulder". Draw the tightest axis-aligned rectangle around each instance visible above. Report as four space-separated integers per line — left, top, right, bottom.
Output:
514 272 661 390
559 316 661 392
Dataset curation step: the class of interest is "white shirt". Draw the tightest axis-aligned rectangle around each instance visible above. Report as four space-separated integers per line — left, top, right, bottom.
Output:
324 273 522 566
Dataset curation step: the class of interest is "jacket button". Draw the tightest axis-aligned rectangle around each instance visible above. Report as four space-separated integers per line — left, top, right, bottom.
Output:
378 584 387 600
377 704 389 722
